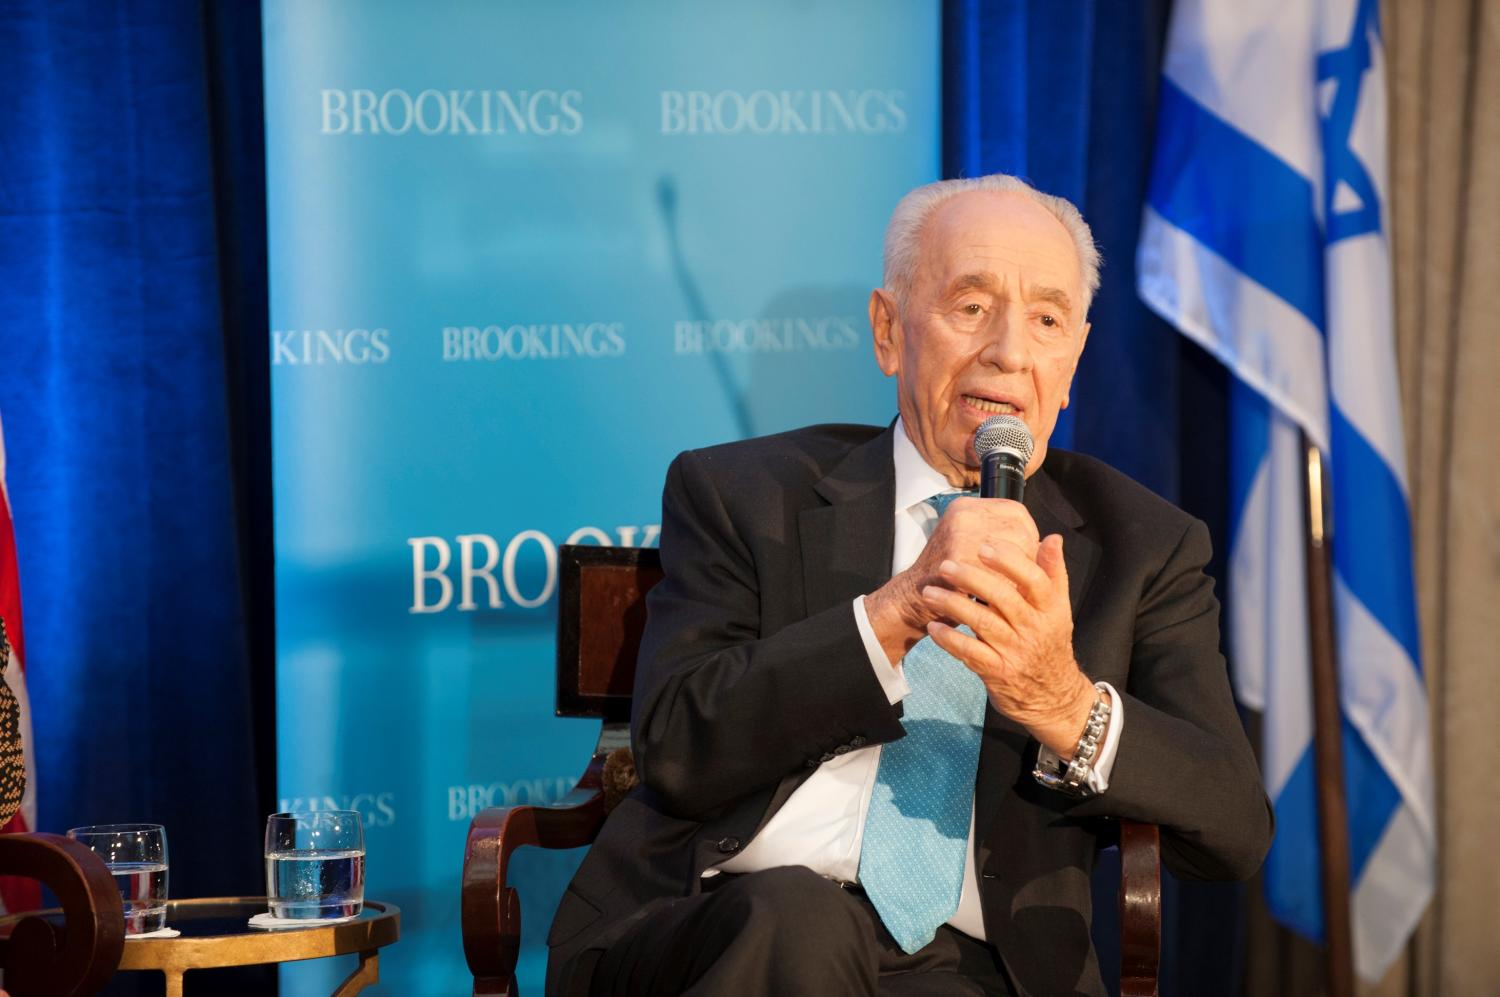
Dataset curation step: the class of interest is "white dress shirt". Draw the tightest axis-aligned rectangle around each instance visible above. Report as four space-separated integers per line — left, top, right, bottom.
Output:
712 419 1123 941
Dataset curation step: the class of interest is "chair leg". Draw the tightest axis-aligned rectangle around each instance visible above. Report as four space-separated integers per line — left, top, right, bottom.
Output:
1118 821 1162 997
473 973 517 996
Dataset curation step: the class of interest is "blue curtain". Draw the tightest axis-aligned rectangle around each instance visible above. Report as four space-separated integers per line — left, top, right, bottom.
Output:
0 4 272 990
943 2 1242 995
944 0 1198 498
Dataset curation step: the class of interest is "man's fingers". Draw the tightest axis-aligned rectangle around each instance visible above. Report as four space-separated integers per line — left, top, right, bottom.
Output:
926 620 1006 677
967 545 1051 607
1035 534 1070 597
921 583 1019 642
938 498 1041 555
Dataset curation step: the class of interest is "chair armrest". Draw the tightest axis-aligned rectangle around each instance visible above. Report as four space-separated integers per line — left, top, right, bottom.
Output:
1118 820 1161 997
462 753 609 997
0 832 125 997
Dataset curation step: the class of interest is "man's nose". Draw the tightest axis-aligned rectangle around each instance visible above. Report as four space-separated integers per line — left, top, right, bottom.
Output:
978 307 1031 372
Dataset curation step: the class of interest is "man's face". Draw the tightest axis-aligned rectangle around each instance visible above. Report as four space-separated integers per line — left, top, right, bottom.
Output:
870 190 1091 486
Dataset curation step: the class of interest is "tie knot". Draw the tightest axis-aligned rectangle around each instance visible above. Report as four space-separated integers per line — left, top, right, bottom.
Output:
927 490 978 518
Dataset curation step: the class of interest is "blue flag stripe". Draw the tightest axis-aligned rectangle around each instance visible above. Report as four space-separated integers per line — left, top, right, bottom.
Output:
1146 78 1326 331
1262 717 1405 941
1328 404 1423 671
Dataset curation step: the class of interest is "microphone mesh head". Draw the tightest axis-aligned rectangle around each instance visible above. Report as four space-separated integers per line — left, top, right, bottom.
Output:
973 414 1035 466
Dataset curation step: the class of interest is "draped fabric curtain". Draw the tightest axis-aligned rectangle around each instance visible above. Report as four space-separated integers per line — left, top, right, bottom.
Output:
0 5 273 992
944 0 1205 501
1376 1 1500 995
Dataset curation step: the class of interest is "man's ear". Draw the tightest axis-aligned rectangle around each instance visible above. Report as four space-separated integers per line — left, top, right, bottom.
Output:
1061 321 1091 410
869 289 901 377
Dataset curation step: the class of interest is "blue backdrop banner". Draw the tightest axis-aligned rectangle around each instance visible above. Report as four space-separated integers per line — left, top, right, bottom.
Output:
262 2 938 991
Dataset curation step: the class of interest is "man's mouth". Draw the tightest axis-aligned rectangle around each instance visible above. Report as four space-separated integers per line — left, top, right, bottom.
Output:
961 393 1020 416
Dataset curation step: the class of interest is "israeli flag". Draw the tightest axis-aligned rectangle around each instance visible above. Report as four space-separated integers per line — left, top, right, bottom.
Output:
1136 0 1433 981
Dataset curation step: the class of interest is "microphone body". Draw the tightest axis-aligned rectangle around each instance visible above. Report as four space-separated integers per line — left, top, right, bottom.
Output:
972 414 1034 502
981 450 1026 501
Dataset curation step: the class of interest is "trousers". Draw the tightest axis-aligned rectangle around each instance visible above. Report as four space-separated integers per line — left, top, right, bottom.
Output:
574 865 1017 996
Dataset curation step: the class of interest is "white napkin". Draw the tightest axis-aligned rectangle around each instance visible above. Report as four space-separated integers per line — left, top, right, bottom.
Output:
125 927 180 939
248 911 359 930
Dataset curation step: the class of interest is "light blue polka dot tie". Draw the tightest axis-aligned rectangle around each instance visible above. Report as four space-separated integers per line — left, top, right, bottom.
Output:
859 489 987 954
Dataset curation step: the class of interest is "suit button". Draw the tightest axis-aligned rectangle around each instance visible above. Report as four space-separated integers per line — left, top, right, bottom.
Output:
805 759 818 768
850 735 867 747
833 745 851 755
717 837 741 853
819 752 835 763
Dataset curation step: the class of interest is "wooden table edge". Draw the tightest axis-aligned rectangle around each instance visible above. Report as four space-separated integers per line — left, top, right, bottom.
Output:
108 897 399 971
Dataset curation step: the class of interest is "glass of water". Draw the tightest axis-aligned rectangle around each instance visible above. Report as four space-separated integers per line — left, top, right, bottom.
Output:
66 823 169 934
264 810 365 920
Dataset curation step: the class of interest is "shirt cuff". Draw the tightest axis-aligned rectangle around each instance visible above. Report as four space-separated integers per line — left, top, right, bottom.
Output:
852 596 910 706
1034 681 1124 794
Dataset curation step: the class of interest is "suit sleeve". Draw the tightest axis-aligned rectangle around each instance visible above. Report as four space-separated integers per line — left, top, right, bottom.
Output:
1071 518 1275 881
631 450 905 820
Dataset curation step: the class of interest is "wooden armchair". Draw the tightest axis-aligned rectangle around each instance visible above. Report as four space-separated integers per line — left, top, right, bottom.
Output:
0 831 126 996
462 544 1162 997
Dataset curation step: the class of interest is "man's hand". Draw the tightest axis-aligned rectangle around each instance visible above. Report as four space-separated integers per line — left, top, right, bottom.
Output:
865 497 1039 664
919 534 1096 757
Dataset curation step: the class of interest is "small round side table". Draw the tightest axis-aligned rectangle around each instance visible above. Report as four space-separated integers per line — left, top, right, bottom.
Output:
112 896 398 996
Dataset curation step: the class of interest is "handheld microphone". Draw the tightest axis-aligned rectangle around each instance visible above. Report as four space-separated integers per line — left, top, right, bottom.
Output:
973 415 1034 501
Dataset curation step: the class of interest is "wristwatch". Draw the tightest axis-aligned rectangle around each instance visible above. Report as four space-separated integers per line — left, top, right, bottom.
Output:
1032 683 1112 796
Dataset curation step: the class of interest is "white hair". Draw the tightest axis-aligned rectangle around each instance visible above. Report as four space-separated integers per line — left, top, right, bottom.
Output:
881 174 1102 316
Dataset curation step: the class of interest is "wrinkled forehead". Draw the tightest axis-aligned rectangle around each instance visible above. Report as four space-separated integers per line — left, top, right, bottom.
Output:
918 191 1084 300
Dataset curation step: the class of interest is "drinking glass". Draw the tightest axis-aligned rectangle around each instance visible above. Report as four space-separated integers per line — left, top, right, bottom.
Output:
66 823 169 934
264 810 365 919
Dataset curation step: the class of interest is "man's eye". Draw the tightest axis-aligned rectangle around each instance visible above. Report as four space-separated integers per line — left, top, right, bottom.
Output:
1038 314 1058 327
962 303 984 315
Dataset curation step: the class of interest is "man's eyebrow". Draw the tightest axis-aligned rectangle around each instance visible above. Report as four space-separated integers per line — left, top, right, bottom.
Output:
947 273 998 294
944 274 1076 315
1027 285 1074 314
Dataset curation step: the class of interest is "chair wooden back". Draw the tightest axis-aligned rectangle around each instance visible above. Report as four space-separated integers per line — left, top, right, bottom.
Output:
555 544 663 722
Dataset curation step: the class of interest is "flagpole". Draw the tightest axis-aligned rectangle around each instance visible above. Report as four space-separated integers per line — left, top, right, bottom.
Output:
1302 435 1355 997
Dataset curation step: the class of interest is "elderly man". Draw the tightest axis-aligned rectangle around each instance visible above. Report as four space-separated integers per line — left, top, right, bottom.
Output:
546 175 1272 996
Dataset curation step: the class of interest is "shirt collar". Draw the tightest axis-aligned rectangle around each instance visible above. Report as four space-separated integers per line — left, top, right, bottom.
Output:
893 416 962 514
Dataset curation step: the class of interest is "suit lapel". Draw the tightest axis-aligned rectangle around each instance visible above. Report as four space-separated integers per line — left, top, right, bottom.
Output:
756 428 897 827
973 459 1100 872
798 426 897 617
1025 463 1100 622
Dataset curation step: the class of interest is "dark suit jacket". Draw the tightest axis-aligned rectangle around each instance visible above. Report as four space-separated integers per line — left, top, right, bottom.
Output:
547 424 1272 997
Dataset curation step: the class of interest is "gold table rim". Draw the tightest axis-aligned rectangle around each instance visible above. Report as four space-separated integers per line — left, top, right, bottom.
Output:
5 896 401 972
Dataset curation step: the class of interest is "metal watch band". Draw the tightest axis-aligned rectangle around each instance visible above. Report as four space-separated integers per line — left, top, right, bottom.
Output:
1032 684 1112 796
